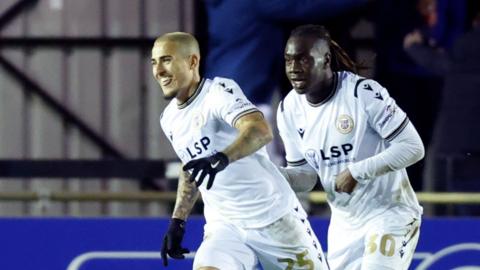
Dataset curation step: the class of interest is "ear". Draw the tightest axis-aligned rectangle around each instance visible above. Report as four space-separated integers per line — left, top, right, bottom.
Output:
189 54 199 69
324 52 331 69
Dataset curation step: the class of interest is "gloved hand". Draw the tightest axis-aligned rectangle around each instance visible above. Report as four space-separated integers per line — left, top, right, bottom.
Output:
183 152 229 190
161 218 190 266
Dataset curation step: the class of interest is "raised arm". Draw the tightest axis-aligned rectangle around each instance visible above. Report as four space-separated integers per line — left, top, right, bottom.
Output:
335 79 425 194
183 111 272 189
223 111 272 163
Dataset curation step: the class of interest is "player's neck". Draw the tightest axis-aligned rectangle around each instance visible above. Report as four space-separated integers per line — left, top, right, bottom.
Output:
176 75 201 104
306 72 335 105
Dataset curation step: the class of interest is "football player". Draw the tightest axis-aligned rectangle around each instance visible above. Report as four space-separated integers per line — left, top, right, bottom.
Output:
277 25 424 270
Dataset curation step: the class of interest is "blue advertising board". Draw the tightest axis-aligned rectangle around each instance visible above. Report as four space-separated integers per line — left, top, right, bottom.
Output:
0 217 478 270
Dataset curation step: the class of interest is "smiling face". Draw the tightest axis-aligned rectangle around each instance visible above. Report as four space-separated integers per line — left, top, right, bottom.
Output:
151 40 195 100
284 36 331 96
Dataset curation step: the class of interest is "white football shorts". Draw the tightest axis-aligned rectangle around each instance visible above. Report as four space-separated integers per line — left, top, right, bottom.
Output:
327 205 421 270
193 206 329 270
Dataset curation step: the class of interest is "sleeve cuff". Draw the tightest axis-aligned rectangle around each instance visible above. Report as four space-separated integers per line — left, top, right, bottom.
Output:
348 162 369 184
231 108 262 127
287 159 308 167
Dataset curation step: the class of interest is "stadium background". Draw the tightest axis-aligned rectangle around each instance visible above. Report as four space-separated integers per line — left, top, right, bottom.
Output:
0 0 478 269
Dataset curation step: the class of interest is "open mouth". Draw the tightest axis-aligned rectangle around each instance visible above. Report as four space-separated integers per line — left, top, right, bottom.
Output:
161 78 173 87
290 79 307 88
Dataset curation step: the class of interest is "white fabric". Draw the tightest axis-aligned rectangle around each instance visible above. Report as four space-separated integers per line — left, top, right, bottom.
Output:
349 122 424 183
160 77 296 229
194 204 329 270
327 206 420 270
276 71 423 228
278 163 318 192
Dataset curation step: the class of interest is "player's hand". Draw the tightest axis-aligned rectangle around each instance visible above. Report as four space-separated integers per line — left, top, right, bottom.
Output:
403 30 423 49
161 218 190 266
334 168 357 194
183 152 229 190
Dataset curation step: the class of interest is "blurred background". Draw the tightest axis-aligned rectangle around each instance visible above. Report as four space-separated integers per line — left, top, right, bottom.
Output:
0 0 480 215
0 1 479 269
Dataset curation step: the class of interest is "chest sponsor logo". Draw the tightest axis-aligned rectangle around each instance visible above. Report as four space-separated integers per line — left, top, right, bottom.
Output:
320 143 353 160
185 136 211 159
336 114 354 134
305 143 355 169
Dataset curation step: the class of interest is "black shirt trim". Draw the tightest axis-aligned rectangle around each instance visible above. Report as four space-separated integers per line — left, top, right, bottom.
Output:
287 159 308 167
177 78 206 109
385 117 410 141
307 72 339 107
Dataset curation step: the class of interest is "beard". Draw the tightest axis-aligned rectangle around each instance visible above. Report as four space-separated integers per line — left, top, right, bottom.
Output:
163 93 175 100
160 85 177 100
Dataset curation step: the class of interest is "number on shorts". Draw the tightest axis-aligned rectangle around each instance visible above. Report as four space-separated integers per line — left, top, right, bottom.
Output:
277 258 294 270
277 250 314 270
366 234 396 257
297 250 314 269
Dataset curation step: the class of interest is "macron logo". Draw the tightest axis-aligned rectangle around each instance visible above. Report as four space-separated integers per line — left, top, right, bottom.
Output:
297 128 305 138
363 83 383 100
219 82 233 94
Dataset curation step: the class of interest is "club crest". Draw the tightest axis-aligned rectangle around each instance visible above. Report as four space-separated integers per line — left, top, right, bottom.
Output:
336 114 354 134
192 110 206 129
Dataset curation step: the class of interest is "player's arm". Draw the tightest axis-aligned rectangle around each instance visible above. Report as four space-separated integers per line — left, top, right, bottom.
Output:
347 121 424 183
224 112 319 192
336 80 425 193
161 168 199 266
278 163 318 192
172 169 200 220
182 110 271 190
276 100 319 192
183 78 271 189
222 111 272 163
349 80 425 182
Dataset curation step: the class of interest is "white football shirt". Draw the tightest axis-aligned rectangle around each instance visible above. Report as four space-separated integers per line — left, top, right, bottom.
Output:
161 77 297 228
277 71 422 227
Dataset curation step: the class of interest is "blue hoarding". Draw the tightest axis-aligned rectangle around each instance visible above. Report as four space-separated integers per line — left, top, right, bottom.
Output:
0 217 478 269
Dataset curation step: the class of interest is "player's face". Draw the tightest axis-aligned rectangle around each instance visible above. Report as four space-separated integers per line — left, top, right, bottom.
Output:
151 41 193 100
285 36 329 95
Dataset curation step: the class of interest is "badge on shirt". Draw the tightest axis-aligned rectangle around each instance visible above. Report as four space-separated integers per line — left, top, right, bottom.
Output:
336 114 354 134
192 109 206 130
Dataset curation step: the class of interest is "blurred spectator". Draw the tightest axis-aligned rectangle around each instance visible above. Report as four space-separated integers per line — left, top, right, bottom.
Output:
373 0 466 190
416 0 466 49
404 10 480 215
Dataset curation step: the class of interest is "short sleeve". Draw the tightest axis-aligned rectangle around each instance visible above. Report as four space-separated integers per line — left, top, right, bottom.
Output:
276 100 307 166
355 79 409 142
210 78 260 127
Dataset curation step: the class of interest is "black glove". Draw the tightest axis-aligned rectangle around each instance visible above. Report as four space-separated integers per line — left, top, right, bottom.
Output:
183 152 229 190
161 218 189 266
